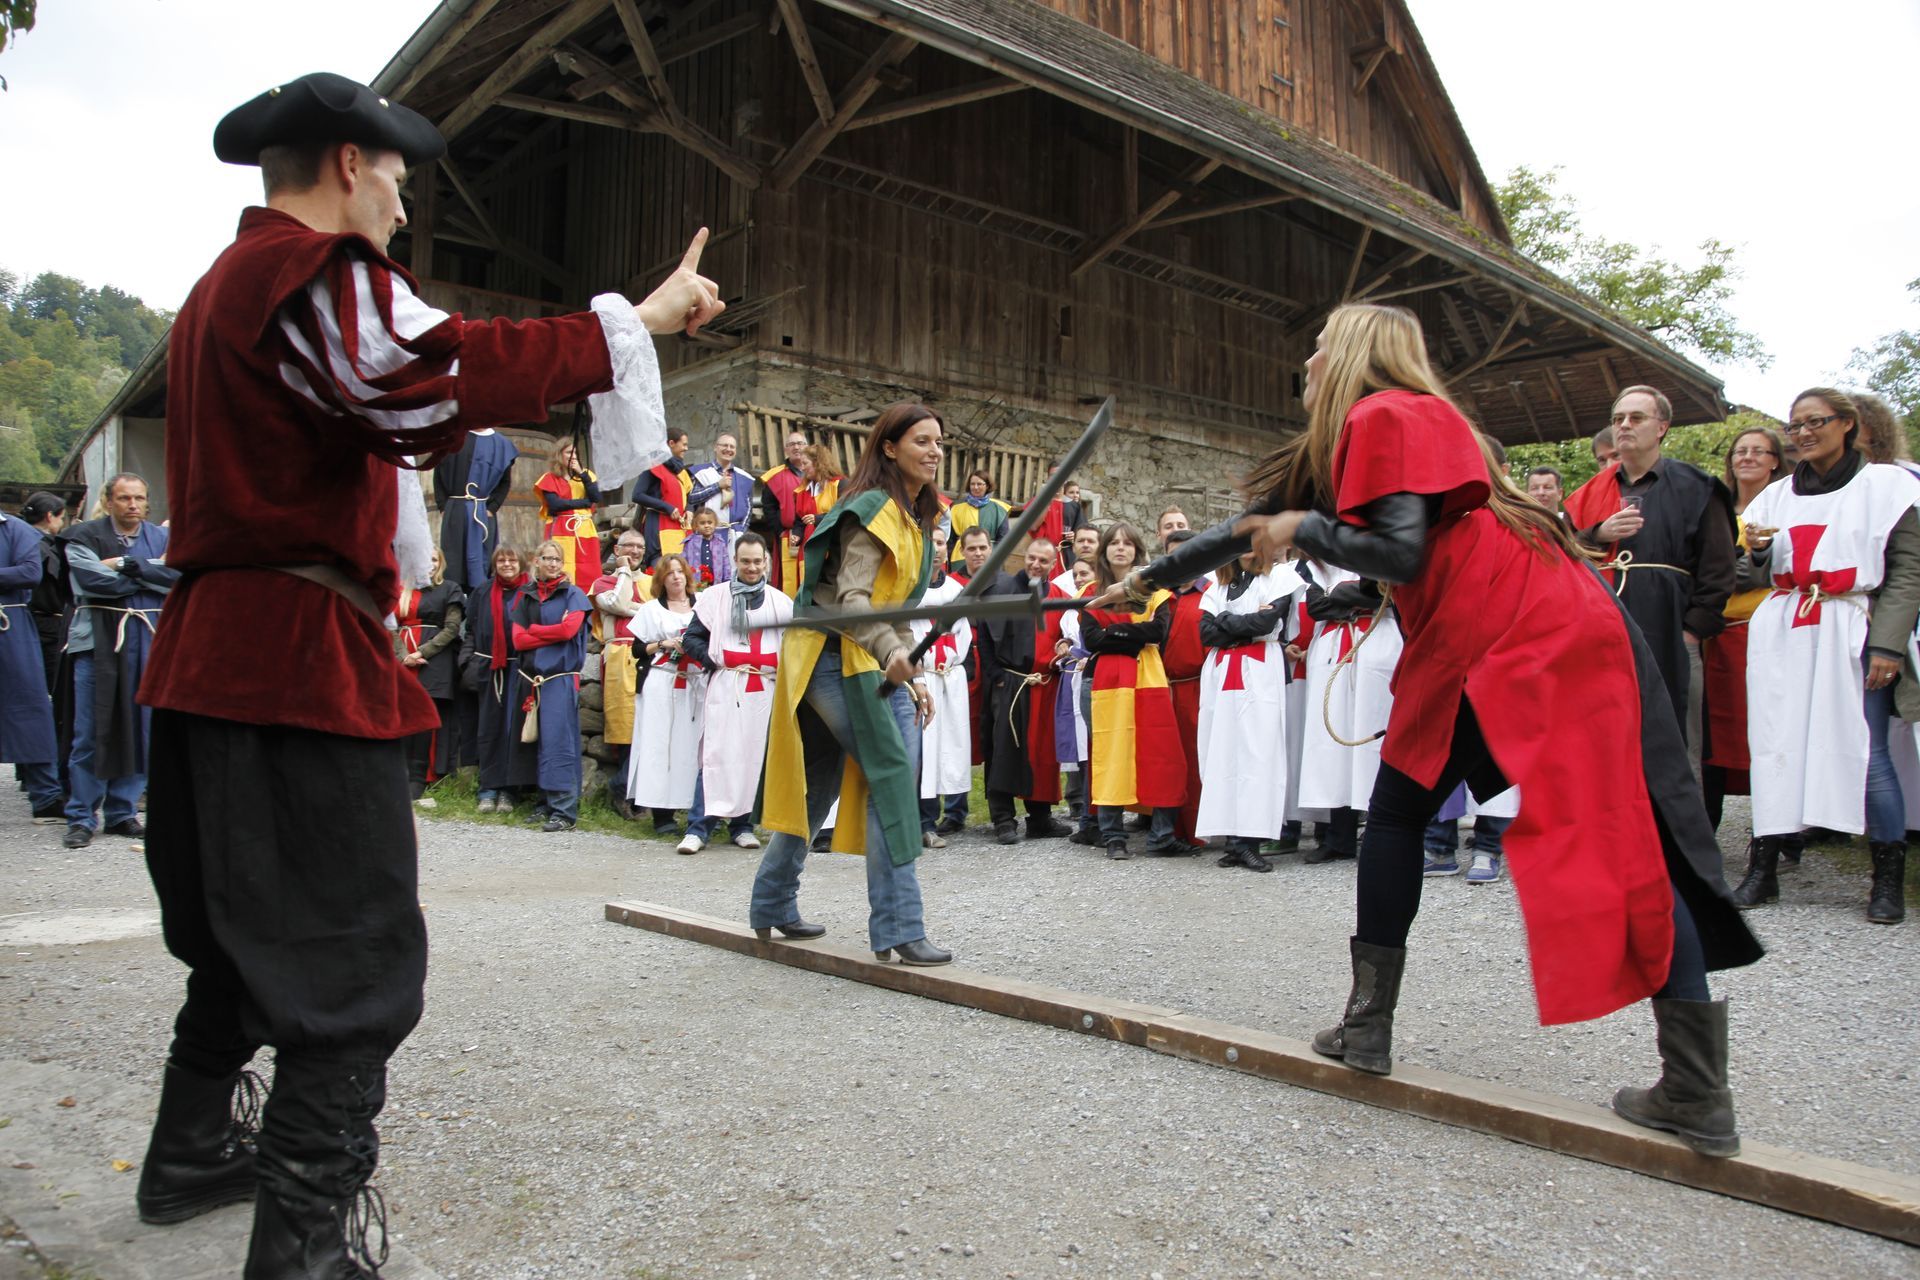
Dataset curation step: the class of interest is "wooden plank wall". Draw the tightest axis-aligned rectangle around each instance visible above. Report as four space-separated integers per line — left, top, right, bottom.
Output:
1037 0 1477 226
734 402 1051 499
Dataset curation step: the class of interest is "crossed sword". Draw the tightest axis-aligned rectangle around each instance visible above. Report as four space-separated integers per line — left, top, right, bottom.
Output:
790 397 1115 691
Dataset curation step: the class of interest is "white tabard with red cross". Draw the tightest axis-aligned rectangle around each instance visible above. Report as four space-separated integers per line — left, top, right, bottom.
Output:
910 575 974 798
692 583 794 819
1296 562 1404 811
628 599 705 810
1743 463 1920 836
1196 566 1296 839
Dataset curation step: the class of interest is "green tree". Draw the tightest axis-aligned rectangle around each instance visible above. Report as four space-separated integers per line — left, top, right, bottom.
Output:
1507 411 1778 498
1847 278 1920 447
1496 165 1769 370
0 0 36 90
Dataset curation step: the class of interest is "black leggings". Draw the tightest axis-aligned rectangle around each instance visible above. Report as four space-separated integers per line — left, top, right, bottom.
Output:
1355 701 1709 1002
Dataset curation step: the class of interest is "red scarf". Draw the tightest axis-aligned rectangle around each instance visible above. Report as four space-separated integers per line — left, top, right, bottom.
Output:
489 573 528 670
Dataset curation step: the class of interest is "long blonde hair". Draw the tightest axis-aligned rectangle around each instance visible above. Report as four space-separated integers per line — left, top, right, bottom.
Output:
1245 304 1589 561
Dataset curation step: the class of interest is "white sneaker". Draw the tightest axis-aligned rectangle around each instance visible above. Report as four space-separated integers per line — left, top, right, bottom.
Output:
415 797 438 810
676 834 704 855
732 831 761 849
922 830 947 849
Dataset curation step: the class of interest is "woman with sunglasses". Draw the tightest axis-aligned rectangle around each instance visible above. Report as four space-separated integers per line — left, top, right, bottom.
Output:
1736 389 1920 923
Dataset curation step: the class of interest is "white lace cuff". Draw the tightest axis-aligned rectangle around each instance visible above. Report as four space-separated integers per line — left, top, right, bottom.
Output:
587 294 669 489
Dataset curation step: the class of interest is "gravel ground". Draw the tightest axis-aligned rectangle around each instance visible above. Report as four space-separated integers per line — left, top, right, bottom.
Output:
2 782 1916 1279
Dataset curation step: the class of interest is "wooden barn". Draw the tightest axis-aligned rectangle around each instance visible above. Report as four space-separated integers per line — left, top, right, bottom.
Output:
65 0 1726 533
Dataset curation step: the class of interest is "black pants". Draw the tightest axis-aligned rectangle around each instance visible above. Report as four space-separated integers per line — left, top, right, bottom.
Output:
986 788 1051 825
1355 701 1708 1001
144 709 427 1077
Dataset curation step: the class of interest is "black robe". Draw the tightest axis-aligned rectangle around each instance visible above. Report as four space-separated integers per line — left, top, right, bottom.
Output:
59 517 180 778
976 570 1050 799
466 578 536 790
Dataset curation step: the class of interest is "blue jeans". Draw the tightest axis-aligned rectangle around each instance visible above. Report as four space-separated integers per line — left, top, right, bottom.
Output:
1864 654 1905 842
65 653 145 830
545 787 580 822
749 650 928 951
1097 804 1175 844
1424 814 1512 857
687 773 752 842
17 762 62 811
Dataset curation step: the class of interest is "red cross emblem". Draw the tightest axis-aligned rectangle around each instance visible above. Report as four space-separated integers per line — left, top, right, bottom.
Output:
1336 614 1372 660
927 631 961 671
722 628 780 692
1771 524 1855 628
1212 641 1267 691
655 649 701 689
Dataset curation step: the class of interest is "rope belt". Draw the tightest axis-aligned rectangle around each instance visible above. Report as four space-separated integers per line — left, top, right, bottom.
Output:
1007 668 1051 748
450 482 489 532
1786 582 1869 623
0 602 26 632
78 602 162 653
516 669 580 744
1322 595 1392 749
1598 550 1691 596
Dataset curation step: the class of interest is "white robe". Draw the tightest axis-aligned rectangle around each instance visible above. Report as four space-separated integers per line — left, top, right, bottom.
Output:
627 600 704 809
1280 581 1317 822
1195 567 1296 839
912 576 974 798
693 582 792 819
1296 562 1403 811
1745 464 1920 836
1058 608 1090 766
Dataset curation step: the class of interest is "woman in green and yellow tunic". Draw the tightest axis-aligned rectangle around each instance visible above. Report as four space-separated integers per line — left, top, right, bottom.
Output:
753 403 955 966
946 469 1011 571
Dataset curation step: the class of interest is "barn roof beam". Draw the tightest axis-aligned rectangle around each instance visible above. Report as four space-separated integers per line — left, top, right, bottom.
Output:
768 31 919 193
436 154 576 295
844 77 1024 130
437 0 608 141
1070 154 1222 278
1148 192 1295 229
389 0 505 101
772 0 840 123
553 44 766 188
607 0 682 115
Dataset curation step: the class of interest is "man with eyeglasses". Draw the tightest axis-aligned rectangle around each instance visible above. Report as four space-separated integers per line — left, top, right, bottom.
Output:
1564 386 1737 741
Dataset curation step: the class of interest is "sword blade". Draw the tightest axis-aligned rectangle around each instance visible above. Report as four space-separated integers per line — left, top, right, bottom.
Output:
794 587 1087 633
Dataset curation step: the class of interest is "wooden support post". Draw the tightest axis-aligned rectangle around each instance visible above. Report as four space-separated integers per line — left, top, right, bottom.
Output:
1542 366 1584 435
1150 192 1294 229
438 0 608 141
656 9 764 66
498 92 655 132
1597 354 1621 398
608 0 681 113
845 78 1024 130
1120 127 1139 224
1339 225 1374 299
1510 379 1546 442
556 46 765 188
406 161 438 278
1348 247 1425 299
438 155 575 294
1449 299 1526 379
1070 155 1222 278
604 900 1920 1248
1352 43 1390 95
1363 272 1471 303
768 32 918 193
772 0 838 124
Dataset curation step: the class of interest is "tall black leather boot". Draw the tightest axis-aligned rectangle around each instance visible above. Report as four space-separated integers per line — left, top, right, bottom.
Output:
245 1060 390 1279
1869 841 1907 924
1310 937 1406 1075
1612 999 1739 1157
1728 837 1778 909
136 1062 264 1224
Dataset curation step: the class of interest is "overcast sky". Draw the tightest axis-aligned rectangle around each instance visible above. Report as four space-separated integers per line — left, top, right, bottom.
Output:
2 0 1915 418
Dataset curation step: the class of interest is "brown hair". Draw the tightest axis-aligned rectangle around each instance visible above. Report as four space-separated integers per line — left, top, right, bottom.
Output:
653 553 698 600
1242 304 1589 564
1852 391 1907 464
965 468 994 494
546 437 580 474
259 141 333 196
1612 384 1673 424
841 402 943 532
1094 522 1151 591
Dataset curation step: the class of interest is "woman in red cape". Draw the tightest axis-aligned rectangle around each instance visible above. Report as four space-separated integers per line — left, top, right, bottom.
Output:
1099 304 1761 1157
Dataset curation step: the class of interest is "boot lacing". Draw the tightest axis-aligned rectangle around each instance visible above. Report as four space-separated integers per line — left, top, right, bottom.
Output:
224 1068 266 1159
339 1072 389 1276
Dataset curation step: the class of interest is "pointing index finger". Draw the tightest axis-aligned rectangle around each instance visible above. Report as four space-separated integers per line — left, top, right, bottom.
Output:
679 226 711 274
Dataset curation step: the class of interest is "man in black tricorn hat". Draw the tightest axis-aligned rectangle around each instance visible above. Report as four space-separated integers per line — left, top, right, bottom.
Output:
134 71 722 1276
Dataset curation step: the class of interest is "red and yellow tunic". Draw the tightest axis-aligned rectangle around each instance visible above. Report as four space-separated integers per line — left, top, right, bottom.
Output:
1085 589 1185 809
536 469 601 590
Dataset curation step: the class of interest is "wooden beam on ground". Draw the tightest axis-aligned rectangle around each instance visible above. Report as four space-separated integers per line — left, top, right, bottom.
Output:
391 0 505 100
772 0 838 124
557 46 765 188
438 0 609 141
845 77 1024 130
605 900 1920 1248
1070 155 1223 278
768 31 918 193
609 0 682 114
1150 192 1295 229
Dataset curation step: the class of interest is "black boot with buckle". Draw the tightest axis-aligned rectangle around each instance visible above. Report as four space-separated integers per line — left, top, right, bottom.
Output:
1728 837 1779 909
245 1060 391 1279
1611 999 1739 1157
137 1062 264 1224
1310 937 1407 1075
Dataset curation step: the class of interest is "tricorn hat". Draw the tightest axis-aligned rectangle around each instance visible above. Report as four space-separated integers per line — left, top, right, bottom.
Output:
214 72 446 167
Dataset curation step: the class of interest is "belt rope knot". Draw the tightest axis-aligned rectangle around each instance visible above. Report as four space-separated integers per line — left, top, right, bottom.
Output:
1597 550 1692 596
78 602 162 652
1323 592 1392 749
0 601 27 632
1007 668 1052 748
516 668 580 743
451 482 489 533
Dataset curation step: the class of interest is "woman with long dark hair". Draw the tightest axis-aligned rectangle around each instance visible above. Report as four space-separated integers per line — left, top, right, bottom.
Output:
753 403 953 965
1093 304 1761 1156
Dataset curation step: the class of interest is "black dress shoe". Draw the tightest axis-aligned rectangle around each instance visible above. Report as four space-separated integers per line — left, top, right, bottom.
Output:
993 820 1021 845
1142 840 1189 857
1026 817 1070 839
878 938 953 966
1105 841 1132 860
811 830 833 852
1303 844 1355 864
105 817 146 838
63 825 93 849
1069 827 1099 846
755 919 827 941
933 816 965 836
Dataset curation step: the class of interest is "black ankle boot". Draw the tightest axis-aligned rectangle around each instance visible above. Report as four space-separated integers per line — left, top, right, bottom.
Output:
1612 999 1739 1157
1310 937 1407 1075
137 1063 264 1224
1729 837 1778 909
245 1062 390 1279
1869 841 1907 924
